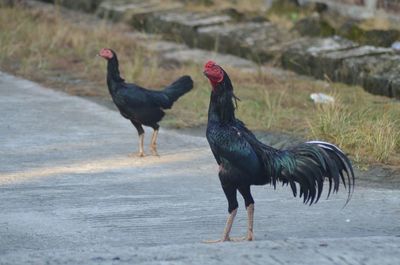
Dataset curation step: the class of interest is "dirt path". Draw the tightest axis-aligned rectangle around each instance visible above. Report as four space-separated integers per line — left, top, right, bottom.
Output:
0 72 399 264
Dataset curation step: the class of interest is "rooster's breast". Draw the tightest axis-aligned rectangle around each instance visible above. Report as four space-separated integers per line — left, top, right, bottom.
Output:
207 124 263 184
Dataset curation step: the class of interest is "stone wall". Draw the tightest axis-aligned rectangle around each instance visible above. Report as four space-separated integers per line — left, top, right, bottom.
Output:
377 0 400 13
299 0 400 20
35 0 400 99
337 0 365 5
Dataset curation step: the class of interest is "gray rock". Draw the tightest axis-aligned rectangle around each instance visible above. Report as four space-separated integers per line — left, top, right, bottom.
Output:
339 22 400 48
198 22 296 62
363 74 393 97
281 36 356 76
44 0 103 12
337 54 386 85
143 12 231 47
145 40 188 53
364 63 400 99
281 36 400 98
97 0 183 22
338 54 400 98
293 16 335 37
363 29 400 48
0 0 20 7
317 45 392 81
392 78 400 98
162 48 257 70
97 0 150 21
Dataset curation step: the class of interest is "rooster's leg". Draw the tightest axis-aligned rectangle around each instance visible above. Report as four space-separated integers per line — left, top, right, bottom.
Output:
138 133 145 157
204 208 238 243
204 184 238 243
150 129 159 156
245 204 254 241
234 185 255 241
130 121 145 157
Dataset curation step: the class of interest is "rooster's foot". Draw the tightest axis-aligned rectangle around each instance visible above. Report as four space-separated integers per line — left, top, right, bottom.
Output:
203 231 253 243
150 145 159 157
230 233 253 242
246 231 254 241
129 152 146 158
202 237 231 244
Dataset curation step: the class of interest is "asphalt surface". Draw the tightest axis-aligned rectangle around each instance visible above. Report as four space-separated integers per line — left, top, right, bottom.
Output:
0 71 399 265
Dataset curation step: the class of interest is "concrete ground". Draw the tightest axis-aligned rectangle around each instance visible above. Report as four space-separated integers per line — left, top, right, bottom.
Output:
0 71 399 265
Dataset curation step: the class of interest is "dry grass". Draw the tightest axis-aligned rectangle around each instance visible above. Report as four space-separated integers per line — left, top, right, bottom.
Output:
307 86 400 165
0 5 399 166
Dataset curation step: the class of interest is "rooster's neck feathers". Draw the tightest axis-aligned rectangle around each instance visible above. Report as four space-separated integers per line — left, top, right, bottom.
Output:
107 53 125 85
208 73 237 123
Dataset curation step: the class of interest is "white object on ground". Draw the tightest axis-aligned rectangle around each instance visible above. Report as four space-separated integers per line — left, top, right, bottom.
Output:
392 41 400 52
310 93 335 104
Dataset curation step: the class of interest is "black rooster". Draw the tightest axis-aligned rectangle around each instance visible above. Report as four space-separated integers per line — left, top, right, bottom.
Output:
203 61 355 242
98 48 193 157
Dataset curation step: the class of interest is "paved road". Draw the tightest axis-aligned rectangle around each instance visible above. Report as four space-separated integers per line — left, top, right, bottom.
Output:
0 72 399 265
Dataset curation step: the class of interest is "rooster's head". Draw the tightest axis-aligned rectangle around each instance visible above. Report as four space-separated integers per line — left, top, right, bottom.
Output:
98 48 114 60
203 60 225 90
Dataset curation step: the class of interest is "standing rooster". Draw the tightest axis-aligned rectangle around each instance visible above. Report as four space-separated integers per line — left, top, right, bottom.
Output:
203 61 354 242
98 48 193 157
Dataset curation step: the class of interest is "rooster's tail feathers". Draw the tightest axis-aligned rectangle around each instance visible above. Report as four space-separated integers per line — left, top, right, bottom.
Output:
273 141 354 205
306 141 355 205
162 75 193 108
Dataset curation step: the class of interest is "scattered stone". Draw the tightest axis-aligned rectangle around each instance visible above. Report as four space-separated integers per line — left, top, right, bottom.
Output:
337 20 365 42
299 0 400 22
220 8 245 22
314 2 329 13
145 40 188 53
161 48 257 70
97 0 183 23
139 11 231 47
181 0 214 5
338 54 400 98
338 20 400 48
281 36 397 98
281 36 356 76
0 0 21 7
392 78 400 98
221 8 268 23
293 15 336 37
337 54 387 85
363 65 400 99
198 22 296 62
44 0 103 13
268 0 300 14
362 29 400 48
317 45 392 81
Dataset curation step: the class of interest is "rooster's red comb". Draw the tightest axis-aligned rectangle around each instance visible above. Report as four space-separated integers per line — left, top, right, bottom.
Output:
204 60 217 69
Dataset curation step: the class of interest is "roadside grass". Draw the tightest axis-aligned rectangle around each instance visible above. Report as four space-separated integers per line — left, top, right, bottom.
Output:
0 5 399 166
308 93 400 164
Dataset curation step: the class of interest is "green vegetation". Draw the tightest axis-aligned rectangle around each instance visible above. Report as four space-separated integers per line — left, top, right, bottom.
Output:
0 5 399 166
